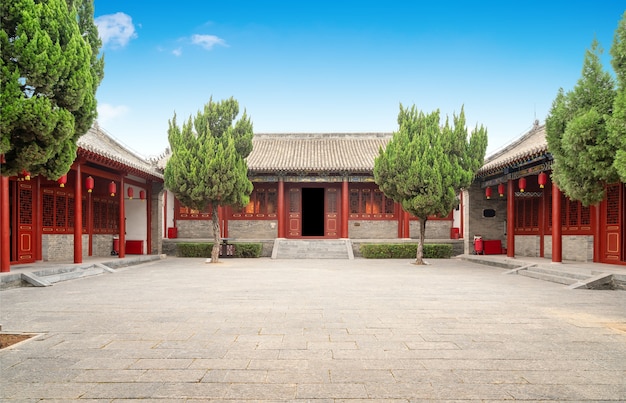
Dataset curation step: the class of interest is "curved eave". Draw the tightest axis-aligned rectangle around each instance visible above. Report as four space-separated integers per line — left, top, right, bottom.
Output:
476 144 549 178
78 149 164 181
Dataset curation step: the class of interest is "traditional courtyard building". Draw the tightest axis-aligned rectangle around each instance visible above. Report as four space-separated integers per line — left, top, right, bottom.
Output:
468 121 625 265
162 133 461 252
0 124 164 272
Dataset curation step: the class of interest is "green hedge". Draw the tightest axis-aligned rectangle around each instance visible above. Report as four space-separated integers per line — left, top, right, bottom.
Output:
360 243 453 259
177 242 262 258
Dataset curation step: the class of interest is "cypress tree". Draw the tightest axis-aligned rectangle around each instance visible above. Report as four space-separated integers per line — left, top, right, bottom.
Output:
374 105 487 264
546 39 618 206
609 11 626 182
0 0 103 179
164 98 253 263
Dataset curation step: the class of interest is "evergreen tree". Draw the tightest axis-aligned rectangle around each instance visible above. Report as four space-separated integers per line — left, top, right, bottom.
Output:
164 98 253 263
545 39 617 206
0 0 104 179
609 11 626 182
374 105 487 264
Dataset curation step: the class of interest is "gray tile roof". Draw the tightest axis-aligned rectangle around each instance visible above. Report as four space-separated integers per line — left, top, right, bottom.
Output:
247 133 392 173
78 124 163 180
477 122 548 176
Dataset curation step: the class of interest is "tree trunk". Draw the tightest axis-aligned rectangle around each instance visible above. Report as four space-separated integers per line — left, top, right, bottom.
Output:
211 204 221 263
414 217 427 265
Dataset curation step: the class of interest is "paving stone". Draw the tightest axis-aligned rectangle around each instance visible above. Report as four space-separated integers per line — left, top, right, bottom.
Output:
0 256 625 401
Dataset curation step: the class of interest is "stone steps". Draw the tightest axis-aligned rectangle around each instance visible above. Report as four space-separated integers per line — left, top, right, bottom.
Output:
272 239 353 259
518 266 591 286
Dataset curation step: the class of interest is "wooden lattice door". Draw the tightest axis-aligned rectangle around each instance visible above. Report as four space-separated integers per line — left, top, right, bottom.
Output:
601 183 624 264
288 188 301 237
325 188 339 237
16 182 35 262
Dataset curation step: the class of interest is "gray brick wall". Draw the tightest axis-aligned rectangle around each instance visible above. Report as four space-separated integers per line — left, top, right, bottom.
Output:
176 220 214 238
348 220 397 238
544 235 594 262
515 235 541 257
92 234 115 257
409 220 452 239
228 220 278 239
42 234 90 261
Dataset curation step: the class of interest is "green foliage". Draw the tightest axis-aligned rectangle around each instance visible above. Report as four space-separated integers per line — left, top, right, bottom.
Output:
176 242 262 258
360 243 453 259
164 97 254 263
609 12 626 182
546 39 618 205
0 0 103 179
374 104 487 264
164 98 253 212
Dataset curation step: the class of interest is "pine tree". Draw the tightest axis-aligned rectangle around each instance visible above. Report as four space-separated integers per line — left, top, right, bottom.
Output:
374 105 487 264
164 98 253 263
546 39 618 206
0 0 103 180
609 11 626 182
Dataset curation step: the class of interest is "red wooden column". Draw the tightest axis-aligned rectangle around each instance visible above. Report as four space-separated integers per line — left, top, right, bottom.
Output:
118 177 126 258
35 175 42 261
507 178 515 257
277 178 285 238
341 178 349 238
592 203 601 262
1 174 10 272
74 164 83 263
403 210 411 238
551 183 562 263
146 182 152 254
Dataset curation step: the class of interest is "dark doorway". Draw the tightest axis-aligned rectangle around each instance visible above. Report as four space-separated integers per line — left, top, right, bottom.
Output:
302 188 324 236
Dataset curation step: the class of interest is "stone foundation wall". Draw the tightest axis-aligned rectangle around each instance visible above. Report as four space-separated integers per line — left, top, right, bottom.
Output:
348 220 397 239
409 219 453 239
544 235 594 262
228 220 278 239
42 234 89 261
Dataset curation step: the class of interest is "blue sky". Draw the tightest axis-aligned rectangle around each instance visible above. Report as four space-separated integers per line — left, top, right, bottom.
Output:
93 1 625 158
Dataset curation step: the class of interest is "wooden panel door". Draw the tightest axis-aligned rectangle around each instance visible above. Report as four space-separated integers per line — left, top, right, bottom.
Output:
325 187 339 237
17 182 35 262
601 183 623 263
288 188 301 237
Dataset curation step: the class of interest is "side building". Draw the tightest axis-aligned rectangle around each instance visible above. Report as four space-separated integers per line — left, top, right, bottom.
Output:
0 124 165 272
467 121 625 265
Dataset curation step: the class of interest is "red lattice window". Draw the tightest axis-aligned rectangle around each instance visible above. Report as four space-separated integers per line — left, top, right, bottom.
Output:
92 197 120 234
42 188 74 233
327 188 337 214
606 184 620 225
229 185 278 219
514 196 540 234
19 186 33 225
349 185 396 219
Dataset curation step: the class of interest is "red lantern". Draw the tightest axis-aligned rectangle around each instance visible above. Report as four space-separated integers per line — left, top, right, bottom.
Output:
498 183 505 197
108 181 116 197
538 172 547 188
57 174 67 188
22 170 31 181
139 190 146 201
518 177 526 193
485 187 492 199
127 186 134 199
85 176 94 193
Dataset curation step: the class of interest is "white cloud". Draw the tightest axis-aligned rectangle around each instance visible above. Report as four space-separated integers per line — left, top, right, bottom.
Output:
95 13 137 48
97 103 130 125
172 47 183 57
191 34 227 50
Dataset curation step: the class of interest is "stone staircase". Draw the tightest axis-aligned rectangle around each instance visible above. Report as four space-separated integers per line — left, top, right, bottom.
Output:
272 239 353 259
506 264 615 290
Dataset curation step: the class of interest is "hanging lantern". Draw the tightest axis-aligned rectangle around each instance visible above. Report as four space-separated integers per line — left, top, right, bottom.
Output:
108 181 116 197
22 170 31 181
139 190 146 201
57 174 67 188
127 186 134 199
485 186 492 199
538 171 547 188
518 177 526 193
498 183 505 197
85 176 94 193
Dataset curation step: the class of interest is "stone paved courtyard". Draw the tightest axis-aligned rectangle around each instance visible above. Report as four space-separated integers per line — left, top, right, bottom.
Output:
1 257 625 401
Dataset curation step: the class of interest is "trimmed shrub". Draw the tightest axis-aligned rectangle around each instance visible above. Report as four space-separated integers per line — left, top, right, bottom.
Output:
360 243 453 259
176 242 262 258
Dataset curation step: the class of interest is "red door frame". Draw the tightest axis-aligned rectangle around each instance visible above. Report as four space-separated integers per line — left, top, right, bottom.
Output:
284 183 341 239
600 183 625 265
